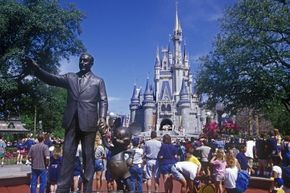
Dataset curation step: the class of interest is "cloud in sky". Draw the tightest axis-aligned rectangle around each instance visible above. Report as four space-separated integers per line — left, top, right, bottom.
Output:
108 96 125 102
59 57 79 74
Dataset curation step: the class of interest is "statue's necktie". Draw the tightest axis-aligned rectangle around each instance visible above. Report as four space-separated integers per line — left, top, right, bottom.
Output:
78 76 85 91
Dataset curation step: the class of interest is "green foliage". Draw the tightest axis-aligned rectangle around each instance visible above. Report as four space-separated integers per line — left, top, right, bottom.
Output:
263 100 290 135
52 127 65 139
0 0 85 118
196 0 290 115
20 84 67 136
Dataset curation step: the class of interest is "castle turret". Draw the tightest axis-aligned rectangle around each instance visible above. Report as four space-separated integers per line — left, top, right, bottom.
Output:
143 78 155 132
129 85 140 124
177 79 190 132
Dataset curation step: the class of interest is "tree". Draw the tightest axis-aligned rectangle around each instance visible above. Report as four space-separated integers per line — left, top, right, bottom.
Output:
19 82 67 135
196 0 290 114
0 0 85 118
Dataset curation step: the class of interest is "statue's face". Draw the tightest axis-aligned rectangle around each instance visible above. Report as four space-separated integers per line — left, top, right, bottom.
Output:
113 127 132 148
79 54 93 73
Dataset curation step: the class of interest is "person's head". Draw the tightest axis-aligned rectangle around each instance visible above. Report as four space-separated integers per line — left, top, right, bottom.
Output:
185 147 194 158
239 145 246 153
43 132 50 140
79 53 94 73
53 145 62 159
227 149 235 157
150 131 157 139
274 178 284 188
37 133 44 142
216 148 225 160
269 130 275 137
226 156 236 168
132 137 140 147
273 129 280 136
95 133 102 146
162 134 171 144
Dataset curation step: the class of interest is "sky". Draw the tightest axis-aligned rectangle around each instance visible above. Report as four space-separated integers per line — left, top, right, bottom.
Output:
59 0 235 115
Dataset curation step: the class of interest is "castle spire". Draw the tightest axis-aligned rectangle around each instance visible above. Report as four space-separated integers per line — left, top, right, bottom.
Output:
144 77 151 96
175 2 182 34
130 84 140 104
155 47 160 67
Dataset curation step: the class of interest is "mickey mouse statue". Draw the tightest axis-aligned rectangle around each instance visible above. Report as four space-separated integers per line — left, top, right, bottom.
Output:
102 118 135 191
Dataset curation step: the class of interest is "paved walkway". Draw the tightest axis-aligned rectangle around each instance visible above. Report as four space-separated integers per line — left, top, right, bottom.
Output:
0 164 268 193
0 164 30 178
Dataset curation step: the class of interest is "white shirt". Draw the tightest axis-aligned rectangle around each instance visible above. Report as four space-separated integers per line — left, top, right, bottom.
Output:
245 140 255 159
133 147 144 165
175 161 198 180
224 166 238 189
272 165 282 178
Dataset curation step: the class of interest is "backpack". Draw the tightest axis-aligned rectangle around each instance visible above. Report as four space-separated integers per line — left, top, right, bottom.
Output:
282 166 290 187
236 170 250 193
282 143 290 166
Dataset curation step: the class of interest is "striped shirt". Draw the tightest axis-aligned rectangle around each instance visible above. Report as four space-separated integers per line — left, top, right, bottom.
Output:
28 142 50 170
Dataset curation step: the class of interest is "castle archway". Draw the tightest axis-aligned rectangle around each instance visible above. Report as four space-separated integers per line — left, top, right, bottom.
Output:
159 119 173 131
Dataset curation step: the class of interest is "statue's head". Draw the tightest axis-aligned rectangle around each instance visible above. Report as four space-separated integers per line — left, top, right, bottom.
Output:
79 53 94 73
112 126 132 149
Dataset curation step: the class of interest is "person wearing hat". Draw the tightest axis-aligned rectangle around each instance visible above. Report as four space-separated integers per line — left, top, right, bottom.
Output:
272 178 285 193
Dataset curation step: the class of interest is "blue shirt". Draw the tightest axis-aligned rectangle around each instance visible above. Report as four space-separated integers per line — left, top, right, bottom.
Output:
236 152 248 170
158 143 178 165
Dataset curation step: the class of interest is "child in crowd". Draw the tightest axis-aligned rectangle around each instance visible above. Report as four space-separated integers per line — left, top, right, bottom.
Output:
236 145 248 172
270 155 283 193
272 178 285 193
48 144 62 193
210 148 226 193
16 138 26 164
224 156 238 193
185 147 201 174
129 137 144 193
94 133 105 192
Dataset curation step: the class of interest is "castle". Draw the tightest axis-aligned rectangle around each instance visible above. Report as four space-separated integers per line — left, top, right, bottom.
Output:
129 8 206 136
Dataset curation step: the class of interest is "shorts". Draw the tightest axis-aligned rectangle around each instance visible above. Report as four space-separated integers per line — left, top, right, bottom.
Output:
18 149 26 155
171 164 185 181
95 159 104 171
145 159 159 179
159 163 174 175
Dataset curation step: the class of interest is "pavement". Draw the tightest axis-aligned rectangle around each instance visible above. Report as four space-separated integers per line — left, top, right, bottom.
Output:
0 164 31 178
0 164 269 193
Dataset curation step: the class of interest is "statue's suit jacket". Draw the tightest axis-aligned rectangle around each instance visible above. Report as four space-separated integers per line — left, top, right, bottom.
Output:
34 67 108 132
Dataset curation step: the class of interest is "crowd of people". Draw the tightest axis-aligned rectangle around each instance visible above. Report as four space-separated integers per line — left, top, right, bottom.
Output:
0 128 290 193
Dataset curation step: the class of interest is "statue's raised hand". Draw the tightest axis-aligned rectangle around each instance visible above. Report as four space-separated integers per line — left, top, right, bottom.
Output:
22 57 39 71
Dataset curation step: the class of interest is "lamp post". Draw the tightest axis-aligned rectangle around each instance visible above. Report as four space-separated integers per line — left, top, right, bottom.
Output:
215 102 224 134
